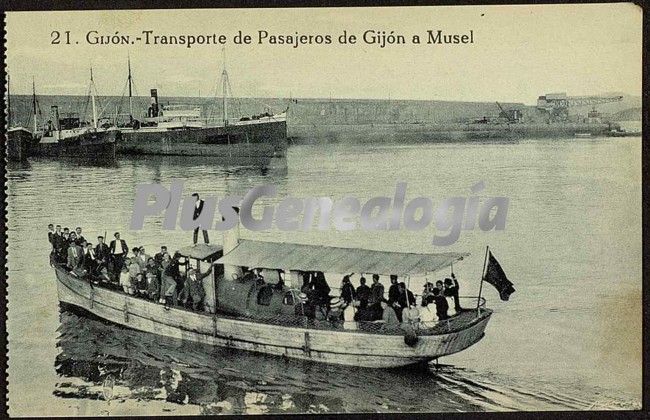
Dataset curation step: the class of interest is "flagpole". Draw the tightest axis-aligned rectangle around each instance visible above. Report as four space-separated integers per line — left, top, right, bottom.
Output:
476 245 489 312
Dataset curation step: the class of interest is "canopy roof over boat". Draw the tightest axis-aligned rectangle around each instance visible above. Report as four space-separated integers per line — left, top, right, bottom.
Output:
216 240 468 276
178 243 223 261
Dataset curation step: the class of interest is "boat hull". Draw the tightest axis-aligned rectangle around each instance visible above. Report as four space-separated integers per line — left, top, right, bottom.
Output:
33 128 119 159
55 267 492 368
6 127 34 161
118 120 287 166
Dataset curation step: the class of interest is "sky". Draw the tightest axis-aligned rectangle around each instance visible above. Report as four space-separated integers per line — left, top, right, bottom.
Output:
5 4 643 104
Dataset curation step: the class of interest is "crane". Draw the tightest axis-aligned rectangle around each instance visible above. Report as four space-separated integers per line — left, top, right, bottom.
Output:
496 101 515 123
536 93 623 121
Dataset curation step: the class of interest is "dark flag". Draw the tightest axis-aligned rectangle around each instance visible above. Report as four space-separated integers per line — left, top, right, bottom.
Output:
484 251 515 301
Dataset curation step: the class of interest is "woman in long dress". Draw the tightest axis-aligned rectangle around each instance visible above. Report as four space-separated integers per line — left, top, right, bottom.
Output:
419 284 436 326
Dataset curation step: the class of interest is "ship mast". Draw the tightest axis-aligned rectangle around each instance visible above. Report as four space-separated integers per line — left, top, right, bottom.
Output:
221 47 229 126
32 77 38 132
127 55 133 121
90 67 98 129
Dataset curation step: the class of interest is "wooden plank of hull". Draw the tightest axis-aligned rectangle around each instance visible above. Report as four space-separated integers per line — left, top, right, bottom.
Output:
56 269 491 368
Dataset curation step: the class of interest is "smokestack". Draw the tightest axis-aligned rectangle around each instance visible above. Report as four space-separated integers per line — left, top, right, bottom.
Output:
51 106 60 131
150 89 159 117
223 206 243 281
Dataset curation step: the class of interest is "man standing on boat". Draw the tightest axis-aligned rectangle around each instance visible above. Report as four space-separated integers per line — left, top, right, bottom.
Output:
94 236 110 273
192 193 210 246
109 232 129 280
51 225 66 263
67 239 83 272
180 263 216 311
387 275 400 308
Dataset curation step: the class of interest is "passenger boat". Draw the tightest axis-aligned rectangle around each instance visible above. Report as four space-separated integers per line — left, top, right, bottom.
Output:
32 70 119 159
53 225 494 368
115 57 287 166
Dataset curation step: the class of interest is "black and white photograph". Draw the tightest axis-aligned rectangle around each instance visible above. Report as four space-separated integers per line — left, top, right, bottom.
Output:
3 3 644 416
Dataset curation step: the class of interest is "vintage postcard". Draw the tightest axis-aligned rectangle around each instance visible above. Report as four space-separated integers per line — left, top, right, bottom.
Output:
3 3 643 416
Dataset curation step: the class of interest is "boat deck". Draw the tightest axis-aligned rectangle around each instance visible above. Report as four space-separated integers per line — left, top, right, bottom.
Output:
68 270 490 337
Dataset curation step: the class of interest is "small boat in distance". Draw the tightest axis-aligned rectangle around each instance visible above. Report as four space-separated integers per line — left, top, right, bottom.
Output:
115 56 287 167
54 221 494 369
32 69 119 159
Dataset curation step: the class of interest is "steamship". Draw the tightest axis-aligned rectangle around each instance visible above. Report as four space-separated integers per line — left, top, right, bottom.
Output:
116 59 287 167
12 72 118 160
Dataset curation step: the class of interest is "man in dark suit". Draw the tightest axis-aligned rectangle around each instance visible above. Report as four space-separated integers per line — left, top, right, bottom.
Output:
179 264 215 311
387 275 400 307
109 232 129 279
61 228 71 262
355 276 371 309
432 287 449 320
192 193 210 245
75 227 86 246
95 236 110 273
82 242 98 277
154 246 168 266
47 224 55 246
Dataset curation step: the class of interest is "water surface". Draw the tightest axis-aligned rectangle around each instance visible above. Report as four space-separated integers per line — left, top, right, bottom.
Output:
6 137 642 415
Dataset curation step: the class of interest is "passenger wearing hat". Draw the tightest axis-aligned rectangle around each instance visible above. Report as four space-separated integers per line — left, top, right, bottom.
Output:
368 274 385 308
327 297 344 326
355 276 371 309
443 274 462 313
180 264 215 311
340 275 356 305
387 275 400 308
94 236 110 274
295 292 309 317
431 287 449 320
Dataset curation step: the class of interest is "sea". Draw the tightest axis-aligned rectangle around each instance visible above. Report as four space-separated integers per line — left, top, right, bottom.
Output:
6 129 642 415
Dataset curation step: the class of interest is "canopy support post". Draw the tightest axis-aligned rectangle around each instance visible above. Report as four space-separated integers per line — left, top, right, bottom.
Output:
476 245 489 315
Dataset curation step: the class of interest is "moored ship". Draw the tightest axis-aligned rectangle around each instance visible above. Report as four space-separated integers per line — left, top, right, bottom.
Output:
6 75 38 161
31 70 118 159
33 109 119 159
116 58 287 166
6 127 34 162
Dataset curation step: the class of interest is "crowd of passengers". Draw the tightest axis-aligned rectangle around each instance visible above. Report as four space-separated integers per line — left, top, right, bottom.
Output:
297 271 465 331
47 224 209 310
48 224 466 329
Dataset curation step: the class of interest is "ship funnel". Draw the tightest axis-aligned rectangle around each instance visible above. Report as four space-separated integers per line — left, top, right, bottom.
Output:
50 106 60 131
149 89 159 117
223 206 243 281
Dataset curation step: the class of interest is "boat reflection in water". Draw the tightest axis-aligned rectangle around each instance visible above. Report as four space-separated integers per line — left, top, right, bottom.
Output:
55 304 492 414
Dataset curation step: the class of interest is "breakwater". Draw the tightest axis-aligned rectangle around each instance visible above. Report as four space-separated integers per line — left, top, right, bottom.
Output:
8 94 616 142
